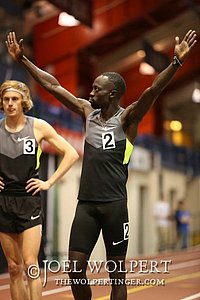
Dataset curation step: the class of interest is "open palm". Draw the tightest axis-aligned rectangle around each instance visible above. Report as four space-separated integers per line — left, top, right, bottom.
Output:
5 31 24 62
174 30 197 62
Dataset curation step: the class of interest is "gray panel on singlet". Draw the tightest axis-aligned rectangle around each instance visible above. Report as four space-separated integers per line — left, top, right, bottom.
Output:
0 116 37 159
85 108 125 148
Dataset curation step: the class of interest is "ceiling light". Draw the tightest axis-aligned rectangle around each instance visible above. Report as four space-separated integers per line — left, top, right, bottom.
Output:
139 62 155 75
137 50 145 58
163 120 171 131
58 12 80 27
192 84 200 103
170 120 182 132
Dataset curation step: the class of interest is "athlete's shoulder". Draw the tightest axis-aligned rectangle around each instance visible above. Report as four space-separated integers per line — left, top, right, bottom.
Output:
87 109 101 118
33 117 47 125
33 118 52 132
0 118 5 126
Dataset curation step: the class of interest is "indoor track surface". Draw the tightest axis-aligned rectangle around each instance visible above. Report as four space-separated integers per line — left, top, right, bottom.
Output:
0 246 200 300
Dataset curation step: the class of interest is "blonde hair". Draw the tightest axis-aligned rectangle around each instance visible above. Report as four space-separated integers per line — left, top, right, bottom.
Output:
0 80 33 113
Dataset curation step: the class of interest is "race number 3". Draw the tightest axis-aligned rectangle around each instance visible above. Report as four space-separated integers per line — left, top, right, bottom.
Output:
23 139 35 154
102 132 116 150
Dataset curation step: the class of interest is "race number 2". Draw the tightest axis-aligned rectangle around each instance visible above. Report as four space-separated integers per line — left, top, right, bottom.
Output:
123 222 129 240
102 132 116 150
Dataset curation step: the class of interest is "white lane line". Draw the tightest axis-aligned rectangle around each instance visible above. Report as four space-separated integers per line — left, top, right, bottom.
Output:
0 284 9 291
180 293 200 300
42 286 70 296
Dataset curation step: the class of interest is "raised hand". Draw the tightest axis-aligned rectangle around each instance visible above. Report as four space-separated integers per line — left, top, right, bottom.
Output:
174 30 197 63
5 31 24 62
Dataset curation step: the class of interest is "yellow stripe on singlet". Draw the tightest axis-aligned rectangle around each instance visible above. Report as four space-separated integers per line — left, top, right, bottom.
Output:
35 145 42 170
123 138 133 164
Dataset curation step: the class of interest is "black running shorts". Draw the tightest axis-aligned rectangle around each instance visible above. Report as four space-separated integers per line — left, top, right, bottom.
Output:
69 199 129 256
0 195 42 233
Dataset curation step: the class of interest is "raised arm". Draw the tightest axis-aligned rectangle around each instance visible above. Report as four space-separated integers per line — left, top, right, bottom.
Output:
26 119 79 196
6 32 93 119
123 30 197 130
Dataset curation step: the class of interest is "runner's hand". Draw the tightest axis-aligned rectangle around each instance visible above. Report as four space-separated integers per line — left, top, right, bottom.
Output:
5 31 24 62
174 30 197 63
26 178 51 196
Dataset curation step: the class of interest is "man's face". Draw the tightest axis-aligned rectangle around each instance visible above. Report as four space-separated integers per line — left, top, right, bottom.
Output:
89 75 116 109
2 90 23 116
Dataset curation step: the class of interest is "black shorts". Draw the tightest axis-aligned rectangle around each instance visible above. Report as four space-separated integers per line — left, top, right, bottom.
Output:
0 195 43 233
69 200 129 256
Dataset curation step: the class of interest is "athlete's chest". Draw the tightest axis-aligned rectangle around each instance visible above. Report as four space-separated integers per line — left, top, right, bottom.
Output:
0 123 37 158
86 115 126 150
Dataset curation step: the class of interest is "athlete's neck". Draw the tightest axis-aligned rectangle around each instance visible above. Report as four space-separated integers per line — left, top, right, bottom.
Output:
5 115 26 133
100 106 121 122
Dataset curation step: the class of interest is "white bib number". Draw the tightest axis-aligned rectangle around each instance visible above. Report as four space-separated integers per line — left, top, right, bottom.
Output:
123 222 129 240
23 139 35 154
102 132 115 150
